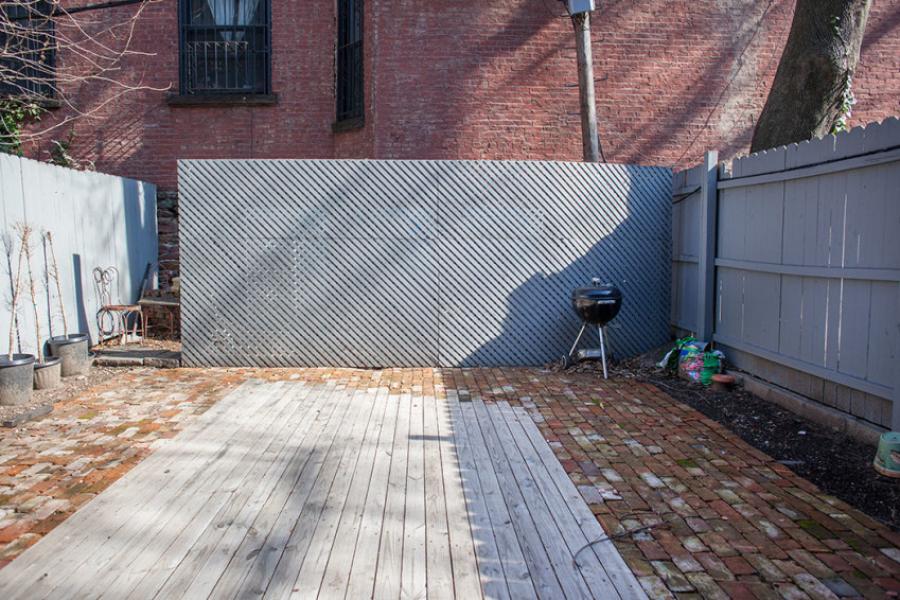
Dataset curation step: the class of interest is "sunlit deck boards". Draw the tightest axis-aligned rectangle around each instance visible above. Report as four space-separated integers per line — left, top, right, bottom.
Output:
0 376 645 599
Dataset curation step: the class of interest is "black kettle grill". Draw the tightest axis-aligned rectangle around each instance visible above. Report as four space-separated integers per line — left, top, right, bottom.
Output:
564 278 623 378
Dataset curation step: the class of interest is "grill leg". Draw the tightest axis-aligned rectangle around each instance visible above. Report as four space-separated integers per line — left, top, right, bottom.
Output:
598 326 608 379
568 322 587 358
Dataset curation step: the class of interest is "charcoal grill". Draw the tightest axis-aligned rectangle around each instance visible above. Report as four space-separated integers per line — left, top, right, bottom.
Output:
563 278 623 378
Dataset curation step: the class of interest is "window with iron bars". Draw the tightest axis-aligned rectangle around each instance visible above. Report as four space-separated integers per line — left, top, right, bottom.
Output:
0 0 56 99
336 0 363 123
179 0 271 96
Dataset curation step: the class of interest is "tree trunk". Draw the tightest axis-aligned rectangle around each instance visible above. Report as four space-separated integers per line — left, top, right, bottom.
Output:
750 0 871 153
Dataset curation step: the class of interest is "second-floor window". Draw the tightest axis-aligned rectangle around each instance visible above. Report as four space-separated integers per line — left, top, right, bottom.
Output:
336 0 363 123
0 1 56 99
179 0 271 96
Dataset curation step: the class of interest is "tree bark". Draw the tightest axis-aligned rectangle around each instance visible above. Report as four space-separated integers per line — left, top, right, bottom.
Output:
750 0 871 153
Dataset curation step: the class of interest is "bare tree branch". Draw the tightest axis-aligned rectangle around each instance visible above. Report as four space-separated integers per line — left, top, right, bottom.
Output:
1 0 170 148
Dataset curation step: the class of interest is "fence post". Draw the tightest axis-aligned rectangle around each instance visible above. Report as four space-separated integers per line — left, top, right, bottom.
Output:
893 284 900 431
696 150 718 342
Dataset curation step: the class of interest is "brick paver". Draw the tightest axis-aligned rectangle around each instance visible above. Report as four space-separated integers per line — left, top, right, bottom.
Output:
443 369 900 600
0 367 897 599
0 368 251 568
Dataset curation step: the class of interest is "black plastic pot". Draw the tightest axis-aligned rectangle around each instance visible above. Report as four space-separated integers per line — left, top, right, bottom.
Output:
34 356 62 390
0 354 36 405
48 334 91 377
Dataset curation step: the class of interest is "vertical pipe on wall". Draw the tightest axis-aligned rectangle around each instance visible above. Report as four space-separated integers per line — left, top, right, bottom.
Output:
697 150 718 342
572 12 600 163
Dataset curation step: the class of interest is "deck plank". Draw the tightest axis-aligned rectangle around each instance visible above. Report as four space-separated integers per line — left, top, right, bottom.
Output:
422 392 458 600
264 386 375 598
435 392 483 600
95 383 300 599
148 383 333 599
494 401 619 599
12 381 286 600
504 402 646 600
373 391 411 599
342 388 400 599
291 387 387 599
461 399 550 599
471 399 590 599
1 380 270 597
228 381 354 598
402 392 428 600
446 391 520 600
0 373 645 600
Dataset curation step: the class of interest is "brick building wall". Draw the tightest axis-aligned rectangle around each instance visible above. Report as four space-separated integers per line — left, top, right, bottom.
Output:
22 0 900 286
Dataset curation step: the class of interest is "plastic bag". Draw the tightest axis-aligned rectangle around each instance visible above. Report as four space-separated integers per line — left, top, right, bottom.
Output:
677 341 708 382
658 336 699 370
659 337 724 385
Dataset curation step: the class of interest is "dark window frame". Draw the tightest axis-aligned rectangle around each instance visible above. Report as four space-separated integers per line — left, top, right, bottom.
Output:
177 0 272 97
335 0 363 126
0 0 57 100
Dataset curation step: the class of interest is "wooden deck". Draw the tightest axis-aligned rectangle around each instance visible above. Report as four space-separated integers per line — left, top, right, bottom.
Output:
0 378 644 599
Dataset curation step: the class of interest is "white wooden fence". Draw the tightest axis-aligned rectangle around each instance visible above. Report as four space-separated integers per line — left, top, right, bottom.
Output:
672 119 900 432
0 154 157 353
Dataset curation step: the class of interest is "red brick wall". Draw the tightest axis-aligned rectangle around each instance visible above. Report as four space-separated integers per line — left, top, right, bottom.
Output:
365 0 898 165
29 0 900 183
21 0 900 286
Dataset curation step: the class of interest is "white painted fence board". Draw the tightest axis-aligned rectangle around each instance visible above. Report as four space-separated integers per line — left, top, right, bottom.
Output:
0 154 156 349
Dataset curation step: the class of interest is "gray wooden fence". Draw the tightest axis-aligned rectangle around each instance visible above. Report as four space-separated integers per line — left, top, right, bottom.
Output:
672 118 900 432
0 154 157 350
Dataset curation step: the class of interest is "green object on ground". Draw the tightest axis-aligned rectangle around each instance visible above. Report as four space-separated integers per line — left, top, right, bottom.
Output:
873 432 900 478
700 351 723 386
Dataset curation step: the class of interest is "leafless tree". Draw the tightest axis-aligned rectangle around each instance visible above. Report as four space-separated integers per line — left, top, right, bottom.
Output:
0 0 167 152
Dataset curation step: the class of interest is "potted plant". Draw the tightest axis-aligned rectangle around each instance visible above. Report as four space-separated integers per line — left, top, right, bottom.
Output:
21 226 61 389
44 231 90 377
0 228 35 405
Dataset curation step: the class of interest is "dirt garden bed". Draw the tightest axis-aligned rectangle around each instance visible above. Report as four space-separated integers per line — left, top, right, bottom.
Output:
599 359 900 530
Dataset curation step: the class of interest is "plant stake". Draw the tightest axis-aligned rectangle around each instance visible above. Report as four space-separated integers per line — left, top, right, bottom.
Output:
7 230 25 361
20 225 43 362
44 231 68 337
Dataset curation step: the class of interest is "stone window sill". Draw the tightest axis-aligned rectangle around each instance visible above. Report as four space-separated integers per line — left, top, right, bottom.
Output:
166 93 278 107
332 116 365 133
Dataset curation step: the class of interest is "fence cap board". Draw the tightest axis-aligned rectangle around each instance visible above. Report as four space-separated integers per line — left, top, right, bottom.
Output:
725 117 900 179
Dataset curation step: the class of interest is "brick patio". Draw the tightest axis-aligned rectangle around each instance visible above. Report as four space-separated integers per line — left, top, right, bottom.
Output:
0 368 897 599
454 369 900 600
0 368 249 568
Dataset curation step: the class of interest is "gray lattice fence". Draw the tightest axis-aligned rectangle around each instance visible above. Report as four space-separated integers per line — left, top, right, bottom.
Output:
179 160 671 367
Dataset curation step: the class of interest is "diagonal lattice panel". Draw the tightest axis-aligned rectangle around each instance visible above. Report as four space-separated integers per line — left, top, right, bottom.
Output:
179 159 671 367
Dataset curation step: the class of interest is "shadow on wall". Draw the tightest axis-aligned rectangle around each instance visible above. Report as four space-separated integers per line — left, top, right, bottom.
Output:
72 254 90 344
458 165 671 367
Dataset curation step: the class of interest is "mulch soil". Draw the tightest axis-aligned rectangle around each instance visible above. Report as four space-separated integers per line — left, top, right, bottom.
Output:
600 358 900 531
